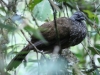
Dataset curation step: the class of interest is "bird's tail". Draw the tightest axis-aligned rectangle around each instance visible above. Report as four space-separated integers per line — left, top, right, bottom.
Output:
6 44 34 71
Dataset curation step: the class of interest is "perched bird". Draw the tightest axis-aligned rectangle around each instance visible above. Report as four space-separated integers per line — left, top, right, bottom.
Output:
7 11 87 70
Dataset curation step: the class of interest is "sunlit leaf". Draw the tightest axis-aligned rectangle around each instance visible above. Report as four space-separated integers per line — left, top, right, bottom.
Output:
32 0 52 21
84 10 96 18
83 10 99 24
24 25 47 43
28 0 42 11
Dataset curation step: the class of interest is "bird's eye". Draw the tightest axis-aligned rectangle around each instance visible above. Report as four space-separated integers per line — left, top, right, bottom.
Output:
77 14 80 18
76 13 81 17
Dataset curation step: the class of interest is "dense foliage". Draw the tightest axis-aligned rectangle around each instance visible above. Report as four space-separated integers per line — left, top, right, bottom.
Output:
0 0 100 75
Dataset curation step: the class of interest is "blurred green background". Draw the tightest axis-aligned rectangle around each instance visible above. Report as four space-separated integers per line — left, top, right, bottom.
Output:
0 0 100 75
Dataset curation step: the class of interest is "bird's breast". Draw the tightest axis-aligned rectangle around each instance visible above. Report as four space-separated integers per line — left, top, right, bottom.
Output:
68 21 87 46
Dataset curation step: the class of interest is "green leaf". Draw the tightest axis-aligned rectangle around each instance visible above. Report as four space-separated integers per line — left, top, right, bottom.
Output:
0 7 7 13
32 0 52 21
55 0 68 2
88 47 95 55
95 69 100 75
24 25 47 43
94 44 100 49
28 0 42 11
98 58 100 63
88 46 100 55
0 22 16 31
95 16 99 24
83 10 99 24
74 49 85 63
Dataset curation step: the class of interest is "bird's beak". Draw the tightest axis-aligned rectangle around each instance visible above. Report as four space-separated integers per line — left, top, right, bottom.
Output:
81 17 86 20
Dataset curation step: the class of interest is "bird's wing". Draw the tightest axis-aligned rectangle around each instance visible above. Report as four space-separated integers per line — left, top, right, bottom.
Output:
31 17 71 43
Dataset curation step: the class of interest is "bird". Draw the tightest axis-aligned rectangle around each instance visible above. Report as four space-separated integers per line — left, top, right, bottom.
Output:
6 11 87 70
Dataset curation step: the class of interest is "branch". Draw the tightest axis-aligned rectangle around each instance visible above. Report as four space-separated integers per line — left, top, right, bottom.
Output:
0 0 8 8
83 65 100 73
9 17 46 58
48 0 61 54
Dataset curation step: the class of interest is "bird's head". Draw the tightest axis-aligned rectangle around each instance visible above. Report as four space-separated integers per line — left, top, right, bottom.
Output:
70 11 86 22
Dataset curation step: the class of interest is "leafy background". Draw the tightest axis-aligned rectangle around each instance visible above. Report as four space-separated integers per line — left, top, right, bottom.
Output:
0 0 100 75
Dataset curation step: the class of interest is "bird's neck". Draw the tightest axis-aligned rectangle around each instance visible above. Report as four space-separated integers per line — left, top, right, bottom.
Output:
70 17 83 23
70 16 75 21
70 16 84 23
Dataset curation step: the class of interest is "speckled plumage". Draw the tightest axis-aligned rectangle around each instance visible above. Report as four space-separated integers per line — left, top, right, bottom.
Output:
7 11 87 70
31 12 87 51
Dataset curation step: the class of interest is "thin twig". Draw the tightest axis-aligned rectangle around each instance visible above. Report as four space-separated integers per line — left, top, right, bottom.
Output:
95 3 100 11
64 4 69 18
0 0 8 8
48 0 61 54
81 43 93 62
9 17 46 58
75 2 80 11
20 30 46 58
85 15 100 35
